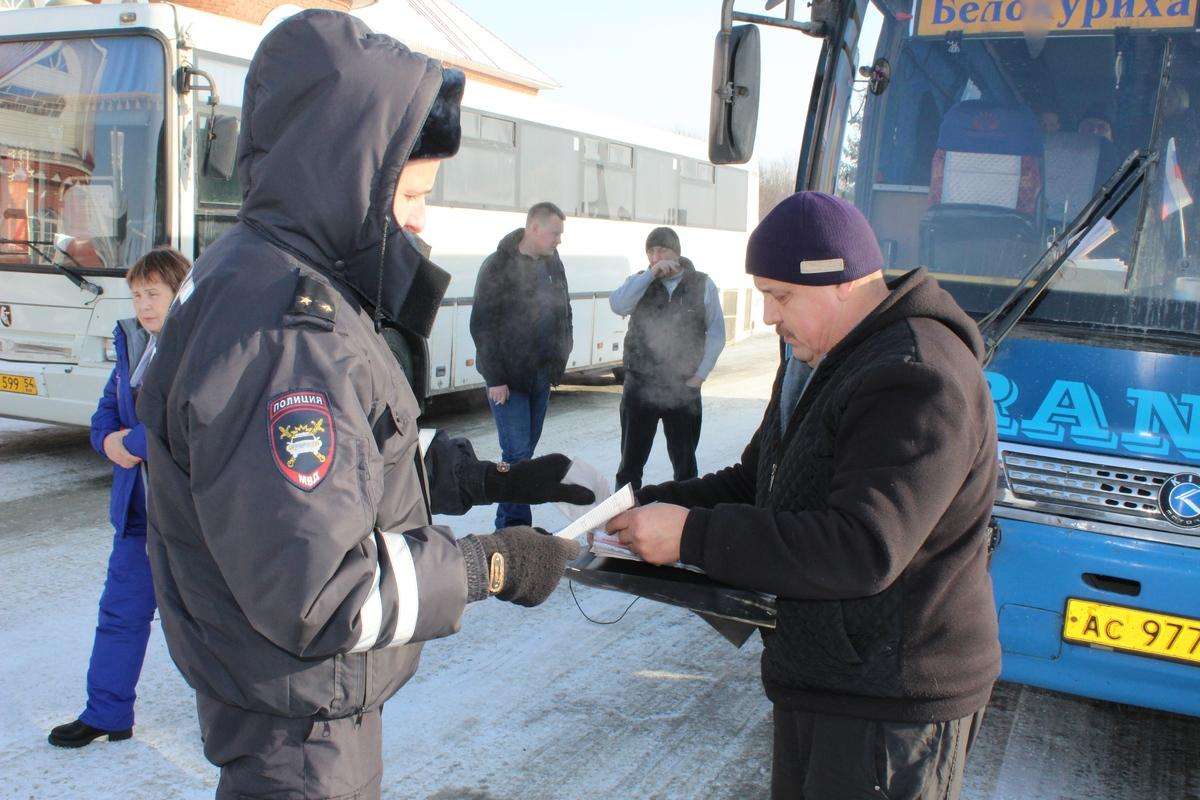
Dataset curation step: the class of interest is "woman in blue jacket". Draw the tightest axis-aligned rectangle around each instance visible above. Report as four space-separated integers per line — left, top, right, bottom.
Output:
49 248 191 749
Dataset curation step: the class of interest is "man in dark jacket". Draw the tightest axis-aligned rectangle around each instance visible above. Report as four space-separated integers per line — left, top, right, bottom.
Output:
610 227 725 489
470 202 573 529
136 12 581 799
608 192 1000 800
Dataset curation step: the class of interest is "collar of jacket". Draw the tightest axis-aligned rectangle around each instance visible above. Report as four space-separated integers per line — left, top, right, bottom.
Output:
495 228 564 266
116 317 149 373
816 268 984 376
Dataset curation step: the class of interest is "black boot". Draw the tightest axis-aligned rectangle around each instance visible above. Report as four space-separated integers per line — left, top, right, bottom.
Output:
48 719 132 748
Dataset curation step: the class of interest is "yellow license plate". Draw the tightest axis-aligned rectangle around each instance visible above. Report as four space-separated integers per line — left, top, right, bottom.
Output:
1063 598 1200 666
0 372 38 396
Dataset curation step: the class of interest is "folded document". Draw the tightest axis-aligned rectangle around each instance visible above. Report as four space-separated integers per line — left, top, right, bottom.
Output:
555 482 701 573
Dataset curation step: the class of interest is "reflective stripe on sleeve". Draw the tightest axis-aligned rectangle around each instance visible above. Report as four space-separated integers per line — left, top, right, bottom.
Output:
377 530 420 647
418 427 437 458
349 565 384 653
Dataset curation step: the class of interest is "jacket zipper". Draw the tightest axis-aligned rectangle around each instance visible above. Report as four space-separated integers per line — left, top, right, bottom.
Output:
769 463 777 492
357 648 370 727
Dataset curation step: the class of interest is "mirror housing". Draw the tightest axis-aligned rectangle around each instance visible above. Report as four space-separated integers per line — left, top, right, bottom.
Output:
709 24 761 165
203 115 239 182
861 57 892 96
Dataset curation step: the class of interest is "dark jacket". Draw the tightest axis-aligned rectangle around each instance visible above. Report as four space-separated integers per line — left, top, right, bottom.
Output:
623 258 709 387
640 269 1000 723
137 11 469 719
469 229 572 392
90 319 149 536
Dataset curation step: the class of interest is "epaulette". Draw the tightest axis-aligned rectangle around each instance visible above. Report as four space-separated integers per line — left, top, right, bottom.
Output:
285 274 337 330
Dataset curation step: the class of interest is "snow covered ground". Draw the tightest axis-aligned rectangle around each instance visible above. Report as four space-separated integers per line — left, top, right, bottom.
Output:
2 334 1197 799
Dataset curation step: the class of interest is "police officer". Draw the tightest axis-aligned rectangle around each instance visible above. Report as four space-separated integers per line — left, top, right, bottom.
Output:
137 12 583 798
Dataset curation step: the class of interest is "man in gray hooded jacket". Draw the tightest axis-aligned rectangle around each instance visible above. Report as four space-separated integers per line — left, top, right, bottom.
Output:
136 11 581 799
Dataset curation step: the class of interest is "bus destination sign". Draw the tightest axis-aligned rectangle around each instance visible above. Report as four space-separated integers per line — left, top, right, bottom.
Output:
915 0 1197 35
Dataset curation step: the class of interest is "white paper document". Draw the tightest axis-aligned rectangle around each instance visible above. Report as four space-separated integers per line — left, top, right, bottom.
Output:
553 467 702 572
555 483 635 540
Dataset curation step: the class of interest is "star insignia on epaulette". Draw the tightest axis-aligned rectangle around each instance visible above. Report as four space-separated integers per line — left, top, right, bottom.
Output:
288 275 337 328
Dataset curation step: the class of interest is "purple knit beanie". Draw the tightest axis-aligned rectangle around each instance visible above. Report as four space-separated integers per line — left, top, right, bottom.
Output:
746 192 883 286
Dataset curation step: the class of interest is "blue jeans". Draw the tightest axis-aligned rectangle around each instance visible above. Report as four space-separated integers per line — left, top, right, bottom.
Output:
488 373 551 529
80 528 157 731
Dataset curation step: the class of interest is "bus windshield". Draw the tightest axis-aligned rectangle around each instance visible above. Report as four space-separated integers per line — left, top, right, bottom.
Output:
0 35 166 271
823 0 1200 339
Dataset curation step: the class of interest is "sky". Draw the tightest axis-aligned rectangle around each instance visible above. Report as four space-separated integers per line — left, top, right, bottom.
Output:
452 0 824 169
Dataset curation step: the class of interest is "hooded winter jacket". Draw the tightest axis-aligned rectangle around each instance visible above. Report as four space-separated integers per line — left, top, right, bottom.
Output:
639 269 1001 723
136 10 472 719
469 229 572 392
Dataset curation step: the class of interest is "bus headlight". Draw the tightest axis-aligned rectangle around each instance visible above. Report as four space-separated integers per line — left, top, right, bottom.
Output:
103 339 118 362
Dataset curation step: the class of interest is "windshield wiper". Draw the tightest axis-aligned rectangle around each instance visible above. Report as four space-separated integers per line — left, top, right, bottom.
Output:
976 148 1155 366
0 237 103 297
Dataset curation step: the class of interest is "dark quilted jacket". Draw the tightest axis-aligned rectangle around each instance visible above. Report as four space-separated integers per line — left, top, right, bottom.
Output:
639 268 1000 722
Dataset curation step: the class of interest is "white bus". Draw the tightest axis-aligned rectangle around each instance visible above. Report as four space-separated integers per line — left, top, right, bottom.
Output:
0 0 759 426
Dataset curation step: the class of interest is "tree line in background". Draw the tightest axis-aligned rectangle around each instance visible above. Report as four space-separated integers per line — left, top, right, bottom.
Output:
758 156 796 221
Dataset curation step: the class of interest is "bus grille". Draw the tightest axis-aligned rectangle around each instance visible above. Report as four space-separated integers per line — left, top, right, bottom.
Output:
997 443 1192 534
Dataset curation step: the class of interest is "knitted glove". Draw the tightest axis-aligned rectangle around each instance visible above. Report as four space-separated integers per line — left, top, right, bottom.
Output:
459 526 581 606
482 454 595 506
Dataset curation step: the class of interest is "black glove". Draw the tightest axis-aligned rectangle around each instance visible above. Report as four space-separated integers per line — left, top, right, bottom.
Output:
482 453 595 506
459 526 581 607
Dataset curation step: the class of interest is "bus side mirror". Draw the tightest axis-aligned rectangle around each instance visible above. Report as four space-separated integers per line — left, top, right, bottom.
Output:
203 115 240 182
709 23 761 165
861 57 892 96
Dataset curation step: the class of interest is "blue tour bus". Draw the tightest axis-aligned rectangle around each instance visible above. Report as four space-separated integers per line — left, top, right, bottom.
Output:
712 0 1200 714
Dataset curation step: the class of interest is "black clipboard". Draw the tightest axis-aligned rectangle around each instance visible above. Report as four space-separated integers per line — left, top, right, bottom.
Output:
566 551 777 647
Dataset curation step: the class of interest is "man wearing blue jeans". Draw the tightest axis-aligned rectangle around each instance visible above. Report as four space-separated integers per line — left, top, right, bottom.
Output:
470 203 573 529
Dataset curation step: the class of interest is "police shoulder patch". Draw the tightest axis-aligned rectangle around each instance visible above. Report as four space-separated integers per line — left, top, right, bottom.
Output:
268 389 335 491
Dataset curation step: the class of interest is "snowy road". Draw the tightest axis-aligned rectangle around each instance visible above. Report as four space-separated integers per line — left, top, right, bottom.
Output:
2 334 1197 799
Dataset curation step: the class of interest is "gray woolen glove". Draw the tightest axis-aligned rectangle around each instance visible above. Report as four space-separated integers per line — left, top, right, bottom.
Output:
459 526 581 607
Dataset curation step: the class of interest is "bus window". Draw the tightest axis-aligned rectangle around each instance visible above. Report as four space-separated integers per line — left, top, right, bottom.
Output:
427 107 743 231
480 115 515 146
821 0 1200 339
192 54 247 258
634 148 677 224
582 138 634 220
0 36 167 270
195 106 244 208
679 158 717 227
519 123 580 211
440 112 518 208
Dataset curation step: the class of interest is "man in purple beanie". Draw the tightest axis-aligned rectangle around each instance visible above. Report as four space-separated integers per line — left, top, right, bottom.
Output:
607 191 1000 799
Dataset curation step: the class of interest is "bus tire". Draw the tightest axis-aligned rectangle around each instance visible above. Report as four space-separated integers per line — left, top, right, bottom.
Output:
612 367 626 384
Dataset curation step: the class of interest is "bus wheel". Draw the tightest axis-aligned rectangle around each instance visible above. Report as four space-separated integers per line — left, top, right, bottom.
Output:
612 367 626 384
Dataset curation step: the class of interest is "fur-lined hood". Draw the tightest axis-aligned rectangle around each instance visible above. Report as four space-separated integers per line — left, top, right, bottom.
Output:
235 9 463 335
